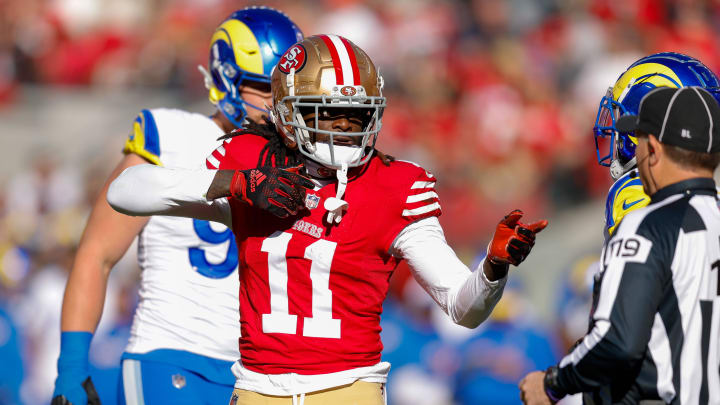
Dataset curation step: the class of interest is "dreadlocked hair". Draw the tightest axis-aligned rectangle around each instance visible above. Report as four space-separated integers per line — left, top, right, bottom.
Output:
217 117 301 168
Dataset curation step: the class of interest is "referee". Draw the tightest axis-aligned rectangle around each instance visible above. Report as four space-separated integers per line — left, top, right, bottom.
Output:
520 86 720 405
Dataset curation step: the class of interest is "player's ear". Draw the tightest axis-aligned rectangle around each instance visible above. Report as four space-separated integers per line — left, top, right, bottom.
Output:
647 134 661 164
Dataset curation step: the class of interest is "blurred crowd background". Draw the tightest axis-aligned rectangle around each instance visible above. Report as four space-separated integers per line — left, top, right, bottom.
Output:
1 0 719 404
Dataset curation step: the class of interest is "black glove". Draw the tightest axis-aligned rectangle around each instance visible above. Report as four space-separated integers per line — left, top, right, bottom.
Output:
230 166 314 218
51 377 101 405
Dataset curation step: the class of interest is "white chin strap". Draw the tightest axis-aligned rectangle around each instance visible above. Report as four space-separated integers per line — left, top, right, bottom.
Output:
610 156 637 180
324 163 349 224
313 143 364 168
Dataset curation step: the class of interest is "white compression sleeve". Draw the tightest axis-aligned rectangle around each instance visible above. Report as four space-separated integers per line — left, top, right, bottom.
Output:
107 164 232 227
390 217 507 328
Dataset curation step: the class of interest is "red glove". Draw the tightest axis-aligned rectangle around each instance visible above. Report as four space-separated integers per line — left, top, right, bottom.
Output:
487 209 548 266
230 165 313 218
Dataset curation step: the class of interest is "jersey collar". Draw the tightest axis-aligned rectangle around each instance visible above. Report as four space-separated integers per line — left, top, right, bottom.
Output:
650 177 717 203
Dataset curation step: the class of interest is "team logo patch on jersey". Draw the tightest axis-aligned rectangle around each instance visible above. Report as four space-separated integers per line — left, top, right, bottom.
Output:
278 44 307 74
305 193 320 209
340 86 357 96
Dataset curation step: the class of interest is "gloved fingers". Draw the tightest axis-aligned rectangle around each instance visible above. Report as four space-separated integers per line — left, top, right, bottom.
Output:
524 219 548 233
515 226 536 242
267 196 301 218
275 182 306 207
515 234 535 248
284 173 315 190
507 237 531 264
500 209 524 227
275 194 303 213
279 166 315 190
508 237 532 253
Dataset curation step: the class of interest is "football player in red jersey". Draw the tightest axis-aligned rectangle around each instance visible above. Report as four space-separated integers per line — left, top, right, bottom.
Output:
108 35 547 405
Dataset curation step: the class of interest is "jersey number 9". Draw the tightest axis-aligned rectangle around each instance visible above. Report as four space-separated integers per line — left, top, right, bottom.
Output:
189 219 238 279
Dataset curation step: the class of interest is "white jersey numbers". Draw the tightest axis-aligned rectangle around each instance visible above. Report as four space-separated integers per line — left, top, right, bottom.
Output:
261 232 341 338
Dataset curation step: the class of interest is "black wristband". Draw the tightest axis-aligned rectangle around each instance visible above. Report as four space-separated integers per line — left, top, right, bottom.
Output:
544 365 565 403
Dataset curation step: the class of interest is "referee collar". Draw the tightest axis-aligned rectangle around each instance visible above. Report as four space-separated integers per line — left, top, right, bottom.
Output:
650 177 717 203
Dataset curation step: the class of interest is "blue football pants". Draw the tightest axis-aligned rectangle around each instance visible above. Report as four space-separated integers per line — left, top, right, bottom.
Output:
118 359 234 405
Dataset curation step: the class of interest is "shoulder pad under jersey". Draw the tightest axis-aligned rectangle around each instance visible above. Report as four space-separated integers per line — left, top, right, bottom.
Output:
604 170 650 239
124 109 162 165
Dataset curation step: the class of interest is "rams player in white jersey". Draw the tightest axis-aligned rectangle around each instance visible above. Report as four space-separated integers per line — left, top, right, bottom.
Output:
51 8 302 405
594 52 720 239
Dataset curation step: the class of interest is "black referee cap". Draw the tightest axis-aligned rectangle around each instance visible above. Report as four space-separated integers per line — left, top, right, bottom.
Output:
616 86 720 153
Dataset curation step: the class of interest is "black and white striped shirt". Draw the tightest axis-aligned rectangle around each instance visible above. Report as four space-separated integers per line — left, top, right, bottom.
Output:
555 178 720 404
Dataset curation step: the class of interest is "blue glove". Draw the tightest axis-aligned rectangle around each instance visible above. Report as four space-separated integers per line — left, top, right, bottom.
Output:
52 331 97 405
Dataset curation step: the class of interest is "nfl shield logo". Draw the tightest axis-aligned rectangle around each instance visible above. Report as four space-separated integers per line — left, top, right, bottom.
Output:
306 194 320 210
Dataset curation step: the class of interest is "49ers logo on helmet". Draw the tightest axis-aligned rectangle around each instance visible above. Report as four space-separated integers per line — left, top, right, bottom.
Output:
340 86 357 96
278 44 307 74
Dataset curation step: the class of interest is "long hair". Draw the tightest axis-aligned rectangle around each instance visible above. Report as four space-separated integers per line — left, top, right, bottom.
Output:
218 118 301 167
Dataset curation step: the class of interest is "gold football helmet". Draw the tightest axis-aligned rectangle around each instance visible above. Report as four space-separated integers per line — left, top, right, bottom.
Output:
270 34 386 169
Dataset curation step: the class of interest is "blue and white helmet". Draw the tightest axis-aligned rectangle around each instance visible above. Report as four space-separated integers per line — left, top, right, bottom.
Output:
199 7 303 127
593 52 720 179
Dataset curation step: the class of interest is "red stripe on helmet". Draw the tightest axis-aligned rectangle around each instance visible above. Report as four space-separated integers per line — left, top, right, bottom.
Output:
339 36 361 85
319 35 344 85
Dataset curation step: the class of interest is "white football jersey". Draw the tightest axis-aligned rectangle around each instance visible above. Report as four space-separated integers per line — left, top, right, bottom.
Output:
122 108 239 362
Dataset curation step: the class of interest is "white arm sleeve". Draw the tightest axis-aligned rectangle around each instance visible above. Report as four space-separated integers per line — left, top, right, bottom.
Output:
390 217 507 328
107 164 232 227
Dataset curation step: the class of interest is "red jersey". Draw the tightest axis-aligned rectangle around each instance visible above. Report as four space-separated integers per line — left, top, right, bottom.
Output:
207 134 441 375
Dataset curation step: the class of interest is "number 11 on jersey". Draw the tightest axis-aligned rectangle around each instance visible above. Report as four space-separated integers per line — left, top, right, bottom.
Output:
261 231 341 339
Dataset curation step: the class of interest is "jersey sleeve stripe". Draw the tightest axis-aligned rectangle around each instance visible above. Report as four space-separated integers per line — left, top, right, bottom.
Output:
217 145 226 156
411 181 436 189
207 155 220 169
403 202 441 217
406 191 439 203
